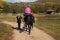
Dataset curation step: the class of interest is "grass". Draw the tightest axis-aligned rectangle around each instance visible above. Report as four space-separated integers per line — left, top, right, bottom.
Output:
0 13 23 22
0 16 16 22
0 22 13 40
34 14 60 40
0 14 16 22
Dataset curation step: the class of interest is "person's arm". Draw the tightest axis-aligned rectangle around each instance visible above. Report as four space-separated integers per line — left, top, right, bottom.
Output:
16 16 18 23
20 16 22 19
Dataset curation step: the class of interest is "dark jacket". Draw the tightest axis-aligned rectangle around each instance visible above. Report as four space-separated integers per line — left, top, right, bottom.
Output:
16 16 22 23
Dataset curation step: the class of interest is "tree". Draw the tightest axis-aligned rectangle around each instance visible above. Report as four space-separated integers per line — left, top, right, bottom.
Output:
0 0 4 13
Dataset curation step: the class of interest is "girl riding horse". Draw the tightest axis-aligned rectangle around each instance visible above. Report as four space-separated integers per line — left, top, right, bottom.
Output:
24 6 35 35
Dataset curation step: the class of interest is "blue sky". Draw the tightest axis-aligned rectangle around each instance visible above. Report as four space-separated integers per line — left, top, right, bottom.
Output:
5 0 37 2
5 0 14 2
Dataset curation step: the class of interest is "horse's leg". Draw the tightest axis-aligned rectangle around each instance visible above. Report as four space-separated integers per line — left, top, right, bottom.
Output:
24 23 27 31
25 24 27 31
31 23 33 30
30 23 33 30
28 24 31 35
28 24 30 35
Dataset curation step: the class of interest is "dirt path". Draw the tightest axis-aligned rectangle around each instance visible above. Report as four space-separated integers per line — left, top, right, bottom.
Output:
2 21 55 40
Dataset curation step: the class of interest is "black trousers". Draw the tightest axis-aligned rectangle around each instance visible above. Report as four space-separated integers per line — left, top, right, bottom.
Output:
18 22 21 29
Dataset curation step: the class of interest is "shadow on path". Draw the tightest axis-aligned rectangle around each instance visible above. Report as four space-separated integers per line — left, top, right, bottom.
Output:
11 27 27 33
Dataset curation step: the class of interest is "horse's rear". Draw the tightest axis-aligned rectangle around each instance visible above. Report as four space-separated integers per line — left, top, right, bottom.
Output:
24 14 34 35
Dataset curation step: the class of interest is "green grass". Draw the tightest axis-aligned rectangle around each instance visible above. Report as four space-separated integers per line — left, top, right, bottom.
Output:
0 14 16 22
0 13 23 22
34 14 60 40
0 23 13 40
0 16 16 22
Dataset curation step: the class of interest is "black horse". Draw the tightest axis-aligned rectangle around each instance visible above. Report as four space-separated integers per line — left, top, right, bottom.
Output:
24 14 35 35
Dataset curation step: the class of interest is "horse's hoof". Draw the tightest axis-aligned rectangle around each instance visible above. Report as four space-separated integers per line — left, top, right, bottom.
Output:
26 30 27 31
28 33 30 35
18 28 20 29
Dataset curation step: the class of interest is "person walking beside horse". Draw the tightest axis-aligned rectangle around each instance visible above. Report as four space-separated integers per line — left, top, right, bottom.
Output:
16 14 22 29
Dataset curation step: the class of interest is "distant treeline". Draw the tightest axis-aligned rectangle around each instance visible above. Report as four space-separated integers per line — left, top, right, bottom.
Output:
0 0 60 13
